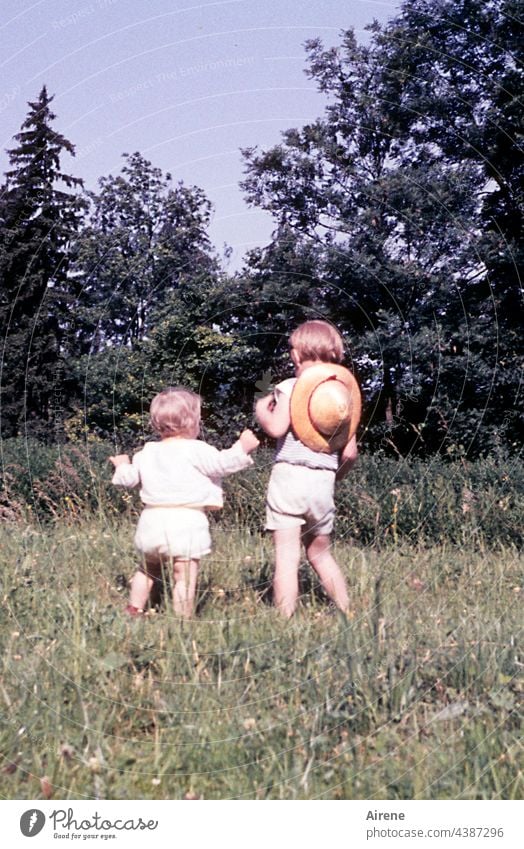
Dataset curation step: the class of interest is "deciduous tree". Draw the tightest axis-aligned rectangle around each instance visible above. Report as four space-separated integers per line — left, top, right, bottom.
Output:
74 152 216 350
241 0 523 454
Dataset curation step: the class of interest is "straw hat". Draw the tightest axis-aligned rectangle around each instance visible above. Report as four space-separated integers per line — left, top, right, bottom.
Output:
290 363 361 453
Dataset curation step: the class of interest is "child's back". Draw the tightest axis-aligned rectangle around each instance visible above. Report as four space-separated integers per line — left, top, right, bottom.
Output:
255 320 359 617
111 387 259 617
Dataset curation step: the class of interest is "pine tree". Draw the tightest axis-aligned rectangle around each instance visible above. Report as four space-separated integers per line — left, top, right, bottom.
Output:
0 86 85 439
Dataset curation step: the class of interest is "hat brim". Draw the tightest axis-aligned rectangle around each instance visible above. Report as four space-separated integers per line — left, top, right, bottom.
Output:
290 363 361 453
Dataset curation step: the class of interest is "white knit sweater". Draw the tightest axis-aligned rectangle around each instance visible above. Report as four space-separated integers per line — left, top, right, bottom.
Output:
112 438 253 508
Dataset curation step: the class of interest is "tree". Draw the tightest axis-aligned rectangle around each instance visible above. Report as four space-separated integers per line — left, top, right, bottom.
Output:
241 1 523 454
214 225 327 383
0 86 85 439
373 0 524 450
73 152 216 351
71 272 262 447
67 152 254 445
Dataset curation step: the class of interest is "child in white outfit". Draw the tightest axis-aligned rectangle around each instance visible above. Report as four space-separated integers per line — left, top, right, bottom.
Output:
110 387 259 617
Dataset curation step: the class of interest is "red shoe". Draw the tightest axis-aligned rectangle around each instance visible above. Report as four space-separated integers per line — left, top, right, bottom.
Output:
125 604 144 617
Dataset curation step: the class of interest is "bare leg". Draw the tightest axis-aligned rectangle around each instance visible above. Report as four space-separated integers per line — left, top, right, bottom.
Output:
172 558 199 618
128 556 163 612
305 533 349 613
273 527 302 617
129 571 154 611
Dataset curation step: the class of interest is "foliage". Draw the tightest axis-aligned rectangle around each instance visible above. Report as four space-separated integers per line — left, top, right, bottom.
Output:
240 0 523 456
68 272 264 447
0 1 522 459
2 439 522 549
224 450 524 548
223 228 330 381
72 152 217 350
0 438 119 521
67 153 262 442
372 0 524 452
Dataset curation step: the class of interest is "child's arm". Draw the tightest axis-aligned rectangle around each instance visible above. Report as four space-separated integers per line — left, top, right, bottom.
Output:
193 429 259 478
238 429 260 454
336 435 358 482
255 391 290 438
109 454 131 467
110 453 141 488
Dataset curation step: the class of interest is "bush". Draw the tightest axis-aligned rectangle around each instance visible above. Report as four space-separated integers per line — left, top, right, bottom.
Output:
335 451 524 547
223 449 524 547
1 439 522 547
0 438 124 521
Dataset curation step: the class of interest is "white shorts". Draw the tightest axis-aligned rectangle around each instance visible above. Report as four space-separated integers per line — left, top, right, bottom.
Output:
265 462 336 535
134 507 211 560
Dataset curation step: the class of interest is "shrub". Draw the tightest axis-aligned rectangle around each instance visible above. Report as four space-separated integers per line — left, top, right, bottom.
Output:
0 439 125 521
1 439 522 547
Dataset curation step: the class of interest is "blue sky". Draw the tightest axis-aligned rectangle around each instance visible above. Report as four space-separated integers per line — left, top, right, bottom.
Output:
1 0 399 269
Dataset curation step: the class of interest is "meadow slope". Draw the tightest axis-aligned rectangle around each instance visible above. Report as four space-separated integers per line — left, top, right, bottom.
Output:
0 519 521 800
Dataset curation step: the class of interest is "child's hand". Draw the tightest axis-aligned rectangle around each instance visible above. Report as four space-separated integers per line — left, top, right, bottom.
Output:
238 429 260 454
109 454 131 468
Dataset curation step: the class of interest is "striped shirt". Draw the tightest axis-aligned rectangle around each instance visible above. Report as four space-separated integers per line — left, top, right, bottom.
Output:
273 378 339 472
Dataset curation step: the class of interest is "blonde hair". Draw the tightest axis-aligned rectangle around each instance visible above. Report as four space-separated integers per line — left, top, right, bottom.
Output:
289 320 344 364
150 387 201 438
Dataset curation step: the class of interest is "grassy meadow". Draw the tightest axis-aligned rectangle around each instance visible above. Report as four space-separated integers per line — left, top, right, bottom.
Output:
0 448 522 799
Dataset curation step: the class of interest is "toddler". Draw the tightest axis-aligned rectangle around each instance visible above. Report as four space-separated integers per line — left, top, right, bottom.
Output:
255 320 358 617
110 387 259 617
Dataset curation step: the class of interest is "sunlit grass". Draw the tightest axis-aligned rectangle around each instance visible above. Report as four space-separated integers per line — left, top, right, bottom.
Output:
0 517 521 800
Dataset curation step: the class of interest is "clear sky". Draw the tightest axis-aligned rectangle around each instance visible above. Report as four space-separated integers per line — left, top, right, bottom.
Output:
1 0 399 269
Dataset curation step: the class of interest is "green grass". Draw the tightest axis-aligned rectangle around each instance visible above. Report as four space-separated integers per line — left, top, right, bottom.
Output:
0 517 522 800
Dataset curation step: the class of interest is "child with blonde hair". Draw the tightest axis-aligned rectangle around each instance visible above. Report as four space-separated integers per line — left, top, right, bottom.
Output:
110 387 259 618
256 320 359 617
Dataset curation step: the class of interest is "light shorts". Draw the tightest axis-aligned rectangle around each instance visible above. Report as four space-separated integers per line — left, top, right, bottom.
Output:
265 462 336 535
134 506 211 560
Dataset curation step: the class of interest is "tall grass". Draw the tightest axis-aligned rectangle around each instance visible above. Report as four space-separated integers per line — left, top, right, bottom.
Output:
0 517 521 800
1 439 523 546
